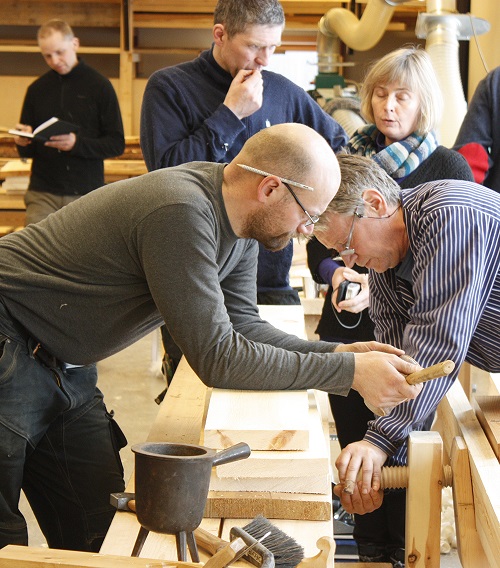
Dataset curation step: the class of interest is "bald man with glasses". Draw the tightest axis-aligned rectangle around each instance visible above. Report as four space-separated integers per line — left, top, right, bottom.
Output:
0 124 420 551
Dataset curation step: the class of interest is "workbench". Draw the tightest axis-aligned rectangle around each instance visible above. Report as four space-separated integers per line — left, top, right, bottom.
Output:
0 158 147 184
0 191 25 227
0 158 148 230
100 305 335 563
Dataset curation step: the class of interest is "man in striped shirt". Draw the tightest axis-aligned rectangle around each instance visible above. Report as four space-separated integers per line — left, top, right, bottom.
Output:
315 152 500 514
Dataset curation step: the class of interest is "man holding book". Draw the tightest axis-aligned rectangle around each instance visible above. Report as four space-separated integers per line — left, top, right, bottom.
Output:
13 19 125 225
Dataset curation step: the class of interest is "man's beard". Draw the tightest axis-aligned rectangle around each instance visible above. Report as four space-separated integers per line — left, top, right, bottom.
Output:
243 208 296 252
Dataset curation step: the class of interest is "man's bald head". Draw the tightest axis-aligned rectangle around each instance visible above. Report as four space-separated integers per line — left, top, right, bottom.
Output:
224 124 341 248
236 123 339 194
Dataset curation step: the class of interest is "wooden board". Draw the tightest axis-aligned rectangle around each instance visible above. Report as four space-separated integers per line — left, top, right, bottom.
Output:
204 491 331 521
0 159 146 181
213 404 329 479
208 470 330 494
203 389 310 451
0 545 200 567
473 395 500 460
450 436 489 566
436 379 500 568
405 432 443 567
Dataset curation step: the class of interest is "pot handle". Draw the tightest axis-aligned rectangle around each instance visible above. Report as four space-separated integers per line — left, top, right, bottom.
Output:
212 442 251 467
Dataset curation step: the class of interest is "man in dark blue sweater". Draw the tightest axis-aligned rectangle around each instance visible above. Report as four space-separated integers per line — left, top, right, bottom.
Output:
141 0 347 370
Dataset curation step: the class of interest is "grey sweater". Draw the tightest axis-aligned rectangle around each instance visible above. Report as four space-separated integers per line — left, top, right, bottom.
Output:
0 162 354 393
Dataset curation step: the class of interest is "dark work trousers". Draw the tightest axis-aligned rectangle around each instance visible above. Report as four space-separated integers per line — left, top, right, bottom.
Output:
0 300 126 551
325 334 406 558
329 390 406 554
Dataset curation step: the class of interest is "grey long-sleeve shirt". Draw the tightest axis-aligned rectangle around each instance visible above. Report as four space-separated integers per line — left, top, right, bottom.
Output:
0 162 354 393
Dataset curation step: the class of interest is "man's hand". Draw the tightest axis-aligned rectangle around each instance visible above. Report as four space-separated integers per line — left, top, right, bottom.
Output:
13 123 32 147
45 132 77 152
336 348 422 409
333 480 384 515
224 69 263 119
334 340 404 355
334 440 387 514
332 267 369 313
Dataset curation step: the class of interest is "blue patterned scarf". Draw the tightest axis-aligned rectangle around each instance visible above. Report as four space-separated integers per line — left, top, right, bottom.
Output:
347 124 438 180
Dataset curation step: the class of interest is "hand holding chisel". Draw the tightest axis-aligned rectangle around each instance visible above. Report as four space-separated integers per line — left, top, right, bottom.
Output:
365 359 455 416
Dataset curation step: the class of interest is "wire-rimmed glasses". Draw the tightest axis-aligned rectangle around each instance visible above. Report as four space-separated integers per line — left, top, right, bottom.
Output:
237 164 319 227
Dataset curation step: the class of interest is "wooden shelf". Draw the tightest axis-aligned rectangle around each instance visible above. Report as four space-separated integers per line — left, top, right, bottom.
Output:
0 0 425 135
0 45 121 54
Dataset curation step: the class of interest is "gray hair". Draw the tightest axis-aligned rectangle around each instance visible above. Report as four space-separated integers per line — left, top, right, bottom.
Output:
360 46 442 135
316 153 401 231
214 0 285 38
38 19 74 42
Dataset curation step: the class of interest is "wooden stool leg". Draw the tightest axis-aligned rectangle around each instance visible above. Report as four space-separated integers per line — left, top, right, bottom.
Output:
405 431 443 568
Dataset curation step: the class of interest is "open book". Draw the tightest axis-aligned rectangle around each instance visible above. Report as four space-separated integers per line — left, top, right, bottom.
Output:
8 117 79 141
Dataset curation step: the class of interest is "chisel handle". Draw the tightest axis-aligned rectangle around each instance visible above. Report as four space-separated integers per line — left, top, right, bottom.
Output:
404 360 455 385
367 359 455 417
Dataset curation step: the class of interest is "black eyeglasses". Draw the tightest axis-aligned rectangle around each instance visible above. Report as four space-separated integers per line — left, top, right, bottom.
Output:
237 164 319 227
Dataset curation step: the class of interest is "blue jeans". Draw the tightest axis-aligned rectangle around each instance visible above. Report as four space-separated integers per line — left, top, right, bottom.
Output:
0 300 126 551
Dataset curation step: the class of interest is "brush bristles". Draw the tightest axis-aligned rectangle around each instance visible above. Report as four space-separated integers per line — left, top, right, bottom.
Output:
243 515 305 568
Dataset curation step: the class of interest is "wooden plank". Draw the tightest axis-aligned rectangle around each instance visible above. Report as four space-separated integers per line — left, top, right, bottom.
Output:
132 13 329 30
405 431 443 568
208 471 330 494
257 304 307 338
436 380 500 568
473 395 500 460
203 389 310 451
206 397 331 517
130 0 420 15
146 357 209 445
0 45 120 53
131 0 317 12
0 225 15 234
0 159 146 181
0 544 200 567
119 0 134 136
0 1 120 27
204 491 331 521
458 361 492 400
450 436 489 567
213 405 329 479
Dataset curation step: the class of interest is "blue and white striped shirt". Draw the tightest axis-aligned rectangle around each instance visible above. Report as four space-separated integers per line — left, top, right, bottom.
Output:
367 179 500 465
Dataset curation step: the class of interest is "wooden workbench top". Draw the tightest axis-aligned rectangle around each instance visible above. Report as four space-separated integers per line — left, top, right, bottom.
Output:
0 158 147 180
100 306 333 563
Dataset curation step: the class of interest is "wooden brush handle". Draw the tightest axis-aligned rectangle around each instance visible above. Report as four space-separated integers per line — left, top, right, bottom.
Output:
204 537 246 568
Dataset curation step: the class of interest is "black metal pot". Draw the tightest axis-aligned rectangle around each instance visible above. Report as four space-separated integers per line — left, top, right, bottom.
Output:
131 441 250 534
